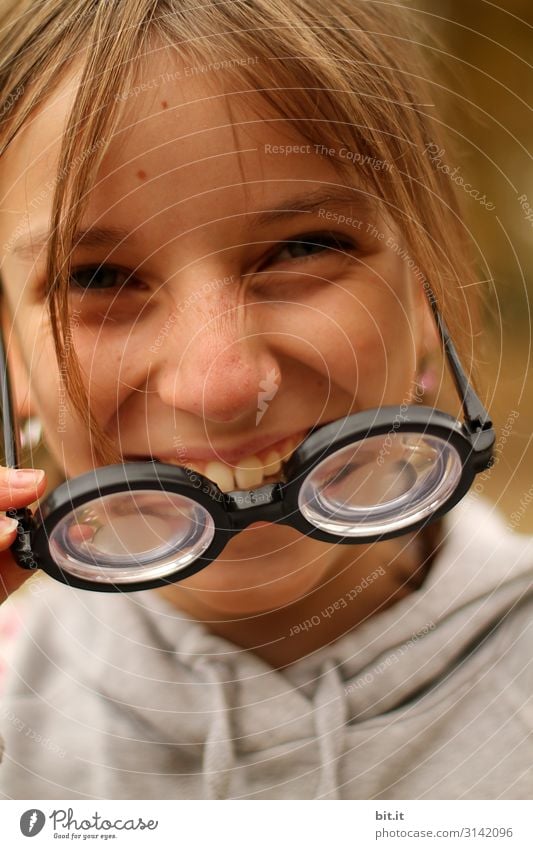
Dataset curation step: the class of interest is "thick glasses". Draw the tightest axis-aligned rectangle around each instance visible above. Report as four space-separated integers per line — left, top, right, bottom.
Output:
1 287 494 593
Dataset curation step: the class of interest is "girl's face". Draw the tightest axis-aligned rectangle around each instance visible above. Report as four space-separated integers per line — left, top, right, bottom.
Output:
0 54 427 614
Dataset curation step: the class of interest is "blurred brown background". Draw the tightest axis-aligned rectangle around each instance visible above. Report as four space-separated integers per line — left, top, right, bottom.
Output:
414 0 533 531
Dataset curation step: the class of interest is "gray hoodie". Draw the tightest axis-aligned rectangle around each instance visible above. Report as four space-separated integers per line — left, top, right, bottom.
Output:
0 494 532 800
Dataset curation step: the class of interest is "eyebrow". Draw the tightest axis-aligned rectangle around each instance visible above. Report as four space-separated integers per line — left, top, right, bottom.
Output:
11 187 376 260
11 225 133 261
251 187 377 228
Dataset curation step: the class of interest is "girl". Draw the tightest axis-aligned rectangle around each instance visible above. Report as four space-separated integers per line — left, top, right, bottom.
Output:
0 0 531 800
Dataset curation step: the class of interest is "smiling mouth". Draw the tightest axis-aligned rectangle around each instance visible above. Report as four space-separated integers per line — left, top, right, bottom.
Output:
124 427 318 493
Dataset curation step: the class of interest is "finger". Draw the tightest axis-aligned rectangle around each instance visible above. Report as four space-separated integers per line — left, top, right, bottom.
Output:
0 467 47 509
0 470 47 603
0 517 31 602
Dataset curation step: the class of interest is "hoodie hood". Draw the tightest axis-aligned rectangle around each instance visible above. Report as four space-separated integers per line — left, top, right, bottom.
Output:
1 494 533 800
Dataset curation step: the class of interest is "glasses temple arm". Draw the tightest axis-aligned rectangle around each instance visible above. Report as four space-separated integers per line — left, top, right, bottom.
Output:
0 326 21 468
426 287 493 432
0 323 41 570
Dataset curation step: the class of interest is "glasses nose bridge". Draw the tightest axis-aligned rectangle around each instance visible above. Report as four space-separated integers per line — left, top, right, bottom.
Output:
223 482 288 530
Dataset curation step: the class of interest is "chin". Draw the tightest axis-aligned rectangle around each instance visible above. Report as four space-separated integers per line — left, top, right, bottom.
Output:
177 524 329 615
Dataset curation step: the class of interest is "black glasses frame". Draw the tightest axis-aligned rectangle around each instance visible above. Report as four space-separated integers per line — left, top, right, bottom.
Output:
0 286 495 593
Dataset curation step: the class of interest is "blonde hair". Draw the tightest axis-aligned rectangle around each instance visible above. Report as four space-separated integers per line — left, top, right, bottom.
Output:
0 0 478 465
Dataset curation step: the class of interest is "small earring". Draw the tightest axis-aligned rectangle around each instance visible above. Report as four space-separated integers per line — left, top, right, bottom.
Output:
418 367 438 394
19 416 43 450
416 355 439 403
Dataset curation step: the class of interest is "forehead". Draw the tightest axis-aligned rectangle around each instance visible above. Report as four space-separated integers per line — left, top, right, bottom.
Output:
0 50 366 255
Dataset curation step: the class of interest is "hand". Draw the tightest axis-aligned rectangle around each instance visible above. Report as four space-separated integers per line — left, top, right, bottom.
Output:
0 466 47 603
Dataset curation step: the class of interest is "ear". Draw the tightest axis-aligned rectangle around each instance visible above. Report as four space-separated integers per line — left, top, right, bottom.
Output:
1 305 37 419
420 297 441 360
412 275 440 364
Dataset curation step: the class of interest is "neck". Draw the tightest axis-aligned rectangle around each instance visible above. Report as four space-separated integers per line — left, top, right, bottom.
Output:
156 522 442 668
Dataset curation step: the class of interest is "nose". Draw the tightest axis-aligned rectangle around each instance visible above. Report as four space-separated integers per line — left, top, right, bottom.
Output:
152 292 281 424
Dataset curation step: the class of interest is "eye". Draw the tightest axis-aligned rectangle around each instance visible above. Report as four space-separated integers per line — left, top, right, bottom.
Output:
267 231 356 265
69 264 142 291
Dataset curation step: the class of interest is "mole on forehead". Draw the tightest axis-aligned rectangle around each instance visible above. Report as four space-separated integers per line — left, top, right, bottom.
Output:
136 169 148 180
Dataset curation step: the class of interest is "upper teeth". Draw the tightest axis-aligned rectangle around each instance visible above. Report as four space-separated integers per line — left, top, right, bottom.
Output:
162 433 305 492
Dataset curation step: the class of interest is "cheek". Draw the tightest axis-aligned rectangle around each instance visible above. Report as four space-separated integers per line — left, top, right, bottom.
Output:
267 283 419 409
14 323 84 473
14 313 134 474
70 323 150 418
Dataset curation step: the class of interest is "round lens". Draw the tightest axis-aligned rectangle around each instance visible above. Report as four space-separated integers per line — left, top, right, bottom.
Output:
298 432 463 536
48 489 216 583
